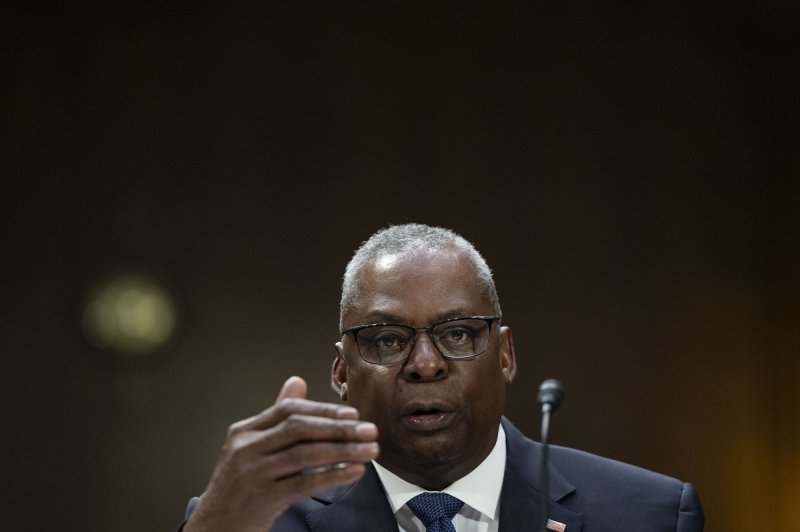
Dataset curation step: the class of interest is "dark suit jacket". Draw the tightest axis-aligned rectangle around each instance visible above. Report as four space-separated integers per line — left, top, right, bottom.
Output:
181 417 704 531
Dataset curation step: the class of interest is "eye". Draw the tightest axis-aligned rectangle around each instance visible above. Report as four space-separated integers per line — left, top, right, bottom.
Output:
439 326 475 345
372 333 402 349
371 331 408 351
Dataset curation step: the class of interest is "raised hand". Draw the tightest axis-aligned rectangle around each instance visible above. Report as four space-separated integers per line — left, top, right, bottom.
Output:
184 376 379 532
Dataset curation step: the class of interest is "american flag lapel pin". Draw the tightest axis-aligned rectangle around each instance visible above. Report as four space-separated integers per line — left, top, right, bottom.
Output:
546 518 567 532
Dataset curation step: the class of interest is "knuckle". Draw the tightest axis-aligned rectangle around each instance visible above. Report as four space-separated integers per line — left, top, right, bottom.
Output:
333 420 352 439
275 398 299 417
282 414 305 439
226 432 249 454
274 400 290 418
321 403 340 417
226 420 246 438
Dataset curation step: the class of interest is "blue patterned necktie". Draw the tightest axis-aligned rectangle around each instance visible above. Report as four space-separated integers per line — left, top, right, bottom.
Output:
407 492 464 532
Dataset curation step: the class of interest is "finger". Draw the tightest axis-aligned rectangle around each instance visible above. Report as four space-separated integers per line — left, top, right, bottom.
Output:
276 376 307 403
268 414 378 449
261 440 380 479
236 414 378 456
234 398 362 434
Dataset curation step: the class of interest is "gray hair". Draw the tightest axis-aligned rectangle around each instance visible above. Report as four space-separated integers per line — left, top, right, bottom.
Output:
339 223 501 331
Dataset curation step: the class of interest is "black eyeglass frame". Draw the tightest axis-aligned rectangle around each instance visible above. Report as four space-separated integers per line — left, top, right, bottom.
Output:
340 315 501 365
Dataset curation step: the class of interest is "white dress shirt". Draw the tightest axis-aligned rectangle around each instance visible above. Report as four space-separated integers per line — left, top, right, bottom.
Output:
373 425 506 532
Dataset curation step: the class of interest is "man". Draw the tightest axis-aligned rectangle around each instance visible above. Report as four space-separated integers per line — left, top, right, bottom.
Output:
180 223 704 532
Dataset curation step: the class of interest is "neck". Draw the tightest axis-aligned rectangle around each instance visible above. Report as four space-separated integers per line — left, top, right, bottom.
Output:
378 459 477 491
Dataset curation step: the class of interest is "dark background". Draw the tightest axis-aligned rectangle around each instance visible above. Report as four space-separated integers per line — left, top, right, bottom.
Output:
2 2 798 531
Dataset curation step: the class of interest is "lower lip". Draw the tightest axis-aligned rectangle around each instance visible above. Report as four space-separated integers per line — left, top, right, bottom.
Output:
402 411 454 431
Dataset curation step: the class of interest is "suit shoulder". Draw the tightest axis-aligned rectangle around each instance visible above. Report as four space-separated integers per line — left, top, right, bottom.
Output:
549 443 687 497
548 444 704 530
503 418 688 492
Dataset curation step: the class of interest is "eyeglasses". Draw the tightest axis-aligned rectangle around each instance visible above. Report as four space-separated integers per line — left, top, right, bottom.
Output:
341 316 500 366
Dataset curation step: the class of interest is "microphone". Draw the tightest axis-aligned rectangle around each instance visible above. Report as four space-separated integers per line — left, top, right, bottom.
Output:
537 378 564 414
537 379 564 532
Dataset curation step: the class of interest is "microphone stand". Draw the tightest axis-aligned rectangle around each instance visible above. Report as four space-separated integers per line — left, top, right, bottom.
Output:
537 379 564 532
539 402 553 532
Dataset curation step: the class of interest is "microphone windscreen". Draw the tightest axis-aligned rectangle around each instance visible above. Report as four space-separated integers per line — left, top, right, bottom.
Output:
537 378 564 411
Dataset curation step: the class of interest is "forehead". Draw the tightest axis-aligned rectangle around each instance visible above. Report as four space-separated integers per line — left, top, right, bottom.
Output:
348 247 492 326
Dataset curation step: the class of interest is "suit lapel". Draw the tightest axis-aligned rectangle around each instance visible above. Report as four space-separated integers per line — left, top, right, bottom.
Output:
306 464 398 532
499 418 584 532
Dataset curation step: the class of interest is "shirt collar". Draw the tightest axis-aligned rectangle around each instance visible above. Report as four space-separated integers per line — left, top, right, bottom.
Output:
373 424 506 521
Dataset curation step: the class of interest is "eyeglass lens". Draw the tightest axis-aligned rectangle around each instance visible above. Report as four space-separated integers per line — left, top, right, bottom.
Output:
354 318 491 365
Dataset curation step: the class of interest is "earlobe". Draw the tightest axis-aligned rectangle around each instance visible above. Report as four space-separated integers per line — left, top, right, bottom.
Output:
331 342 349 401
499 326 517 384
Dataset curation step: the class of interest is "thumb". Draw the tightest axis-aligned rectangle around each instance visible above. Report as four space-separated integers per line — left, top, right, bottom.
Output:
276 376 308 403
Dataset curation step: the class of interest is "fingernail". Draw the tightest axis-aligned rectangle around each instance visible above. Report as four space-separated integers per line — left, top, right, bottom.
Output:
356 442 379 454
338 406 358 417
355 422 377 437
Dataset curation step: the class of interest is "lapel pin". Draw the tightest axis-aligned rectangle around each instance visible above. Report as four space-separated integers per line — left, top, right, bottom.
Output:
546 518 566 532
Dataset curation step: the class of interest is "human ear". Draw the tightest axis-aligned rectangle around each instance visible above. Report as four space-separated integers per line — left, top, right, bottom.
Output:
331 341 349 401
499 326 517 384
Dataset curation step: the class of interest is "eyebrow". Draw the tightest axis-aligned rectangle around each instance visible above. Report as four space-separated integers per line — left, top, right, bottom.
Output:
358 309 480 327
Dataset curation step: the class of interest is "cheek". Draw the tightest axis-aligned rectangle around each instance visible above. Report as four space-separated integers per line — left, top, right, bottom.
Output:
348 359 394 383
347 363 394 410
466 362 507 412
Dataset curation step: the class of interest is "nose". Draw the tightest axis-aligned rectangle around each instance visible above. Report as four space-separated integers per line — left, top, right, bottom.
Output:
402 332 448 382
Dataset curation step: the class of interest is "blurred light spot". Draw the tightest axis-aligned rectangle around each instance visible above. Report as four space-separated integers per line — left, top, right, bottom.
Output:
82 275 177 356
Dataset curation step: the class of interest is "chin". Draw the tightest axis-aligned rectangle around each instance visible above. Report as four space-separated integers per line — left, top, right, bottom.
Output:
398 432 467 466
